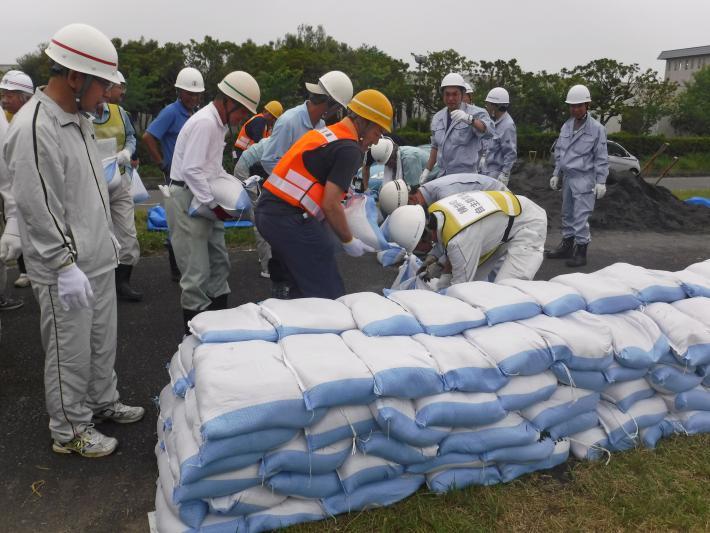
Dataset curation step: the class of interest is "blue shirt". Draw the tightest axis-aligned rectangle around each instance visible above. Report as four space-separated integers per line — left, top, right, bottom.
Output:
260 101 324 174
146 99 192 171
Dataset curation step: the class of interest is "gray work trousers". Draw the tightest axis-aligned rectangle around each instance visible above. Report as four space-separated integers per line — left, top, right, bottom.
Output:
561 174 596 245
109 173 140 265
33 269 120 442
164 185 230 311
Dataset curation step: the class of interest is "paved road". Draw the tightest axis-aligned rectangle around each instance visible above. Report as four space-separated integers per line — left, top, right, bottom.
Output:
1 231 709 532
643 176 710 190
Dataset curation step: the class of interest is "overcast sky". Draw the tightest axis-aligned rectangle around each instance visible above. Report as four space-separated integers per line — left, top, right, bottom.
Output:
5 0 709 75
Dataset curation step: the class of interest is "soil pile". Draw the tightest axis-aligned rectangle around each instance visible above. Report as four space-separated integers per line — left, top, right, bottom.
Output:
509 162 710 232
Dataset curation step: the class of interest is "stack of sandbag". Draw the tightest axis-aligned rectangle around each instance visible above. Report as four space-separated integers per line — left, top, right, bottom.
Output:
154 260 710 532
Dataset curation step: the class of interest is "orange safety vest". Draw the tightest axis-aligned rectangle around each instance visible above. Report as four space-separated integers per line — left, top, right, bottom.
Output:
262 120 357 220
234 113 270 151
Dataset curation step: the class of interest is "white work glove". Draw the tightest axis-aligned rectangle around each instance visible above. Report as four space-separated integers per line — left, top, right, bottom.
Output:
116 149 132 167
498 173 510 186
0 218 22 262
549 176 560 190
427 273 452 292
57 263 94 311
342 237 375 257
450 109 473 125
595 183 607 199
419 168 430 184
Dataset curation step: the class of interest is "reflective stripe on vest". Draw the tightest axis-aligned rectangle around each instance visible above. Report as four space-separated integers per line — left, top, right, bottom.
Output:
428 190 522 249
262 121 357 220
234 113 268 150
93 103 126 151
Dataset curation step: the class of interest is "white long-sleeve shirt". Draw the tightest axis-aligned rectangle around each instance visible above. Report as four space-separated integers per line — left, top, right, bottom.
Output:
171 102 230 207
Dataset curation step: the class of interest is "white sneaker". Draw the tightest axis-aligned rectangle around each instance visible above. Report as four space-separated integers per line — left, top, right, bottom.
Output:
52 425 118 458
93 401 145 424
259 270 270 279
14 274 30 288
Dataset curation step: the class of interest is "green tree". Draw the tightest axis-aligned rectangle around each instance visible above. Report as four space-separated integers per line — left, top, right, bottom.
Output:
16 44 52 87
671 66 710 135
622 73 677 134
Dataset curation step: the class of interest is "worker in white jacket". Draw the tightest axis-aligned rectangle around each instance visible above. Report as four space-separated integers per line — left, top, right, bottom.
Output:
4 23 144 458
387 191 547 288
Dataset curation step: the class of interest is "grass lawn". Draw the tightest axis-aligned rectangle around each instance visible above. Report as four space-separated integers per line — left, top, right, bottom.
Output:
672 189 710 201
134 210 256 256
643 153 710 177
289 434 710 532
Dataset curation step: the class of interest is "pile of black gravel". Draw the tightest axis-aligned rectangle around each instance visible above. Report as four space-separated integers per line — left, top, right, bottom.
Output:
509 162 710 232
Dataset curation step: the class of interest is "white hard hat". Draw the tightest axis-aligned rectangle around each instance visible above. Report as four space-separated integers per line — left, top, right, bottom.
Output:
464 82 473 94
565 84 591 104
379 179 408 216
440 73 467 92
116 70 126 85
371 137 394 164
305 70 353 107
175 67 205 93
387 205 427 253
485 87 510 105
218 71 260 114
44 23 121 84
0 70 34 95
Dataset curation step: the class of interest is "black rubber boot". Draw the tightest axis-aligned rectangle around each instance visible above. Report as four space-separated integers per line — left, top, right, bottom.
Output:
115 264 143 302
209 294 229 310
166 240 181 282
544 237 575 259
566 243 588 268
183 308 201 335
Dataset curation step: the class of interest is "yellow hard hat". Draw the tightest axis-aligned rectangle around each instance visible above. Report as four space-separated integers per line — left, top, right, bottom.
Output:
264 100 283 118
347 89 393 132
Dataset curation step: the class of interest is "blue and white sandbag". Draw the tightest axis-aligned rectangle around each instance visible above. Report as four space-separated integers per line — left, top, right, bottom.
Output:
496 371 558 411
569 426 610 461
660 386 710 412
337 453 405 495
344 193 392 251
646 363 706 394
266 472 342 499
547 410 599 439
601 379 656 413
551 363 611 392
498 278 587 317
665 268 710 298
168 335 200 397
305 405 377 451
498 439 570 483
209 486 287 517
369 397 450 447
551 272 642 314
596 263 687 304
596 311 669 369
387 290 487 336
412 334 508 393
246 499 326 533
280 333 375 410
672 297 710 328
414 391 506 428
438 413 539 455
643 302 710 367
260 297 356 338
338 292 423 337
322 476 425 516
520 386 600 431
356 431 437 465
445 281 541 325
426 464 501 492
260 433 351 477
188 303 277 343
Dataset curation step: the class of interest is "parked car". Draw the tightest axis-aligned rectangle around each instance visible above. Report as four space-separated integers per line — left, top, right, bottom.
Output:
550 139 641 175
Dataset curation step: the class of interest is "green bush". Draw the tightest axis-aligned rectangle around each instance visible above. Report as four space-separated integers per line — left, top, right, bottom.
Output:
397 129 432 146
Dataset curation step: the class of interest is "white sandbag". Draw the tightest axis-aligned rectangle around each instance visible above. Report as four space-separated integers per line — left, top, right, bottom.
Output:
498 439 570 483
646 363 706 394
338 291 423 337
260 433 352 476
601 379 656 413
496 371 558 411
596 400 639 451
189 303 277 343
412 334 508 393
686 259 710 280
246 498 326 533
387 290 487 336
414 391 506 428
156 443 208 529
128 168 150 203
266 472 342 499
445 281 541 325
552 363 611 392
188 173 251 219
193 340 325 440
426 465 501 492
596 263 687 304
370 397 450 447
357 432 437 465
519 311 614 371
437 413 539 455
280 333 375 410
155 481 214 533
208 486 287 517
463 322 554 376
670 268 710 298
520 386 600 431
660 386 710 412
172 462 261 504
672 296 710 328
341 330 444 398
322 476 424 516
389 253 428 291
305 405 377 452
551 272 642 314
168 335 200 397
625 396 668 430
337 453 405 495
547 410 599 439
158 384 176 434
259 297 356 338
343 193 391 250
499 278 587 317
595 311 669 369
101 155 124 193
643 302 710 367
569 426 610 461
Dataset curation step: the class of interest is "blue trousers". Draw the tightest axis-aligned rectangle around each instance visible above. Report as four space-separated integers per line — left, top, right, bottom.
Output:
255 211 345 299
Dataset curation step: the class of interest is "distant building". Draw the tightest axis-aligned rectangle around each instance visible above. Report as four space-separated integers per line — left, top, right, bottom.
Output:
658 45 710 85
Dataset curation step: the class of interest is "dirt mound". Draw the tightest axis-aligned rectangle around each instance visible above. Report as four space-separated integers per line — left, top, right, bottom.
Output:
509 162 710 232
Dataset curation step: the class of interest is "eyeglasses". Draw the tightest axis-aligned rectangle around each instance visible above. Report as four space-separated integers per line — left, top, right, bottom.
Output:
96 78 115 92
